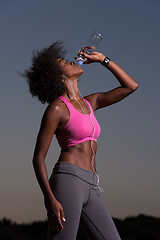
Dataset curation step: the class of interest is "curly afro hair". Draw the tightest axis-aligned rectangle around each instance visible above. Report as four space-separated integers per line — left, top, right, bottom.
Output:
24 41 66 104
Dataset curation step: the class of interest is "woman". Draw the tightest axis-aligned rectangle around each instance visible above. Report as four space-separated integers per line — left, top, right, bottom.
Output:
25 41 138 240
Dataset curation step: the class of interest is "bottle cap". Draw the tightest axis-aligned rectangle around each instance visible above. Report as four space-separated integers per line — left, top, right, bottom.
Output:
77 59 83 65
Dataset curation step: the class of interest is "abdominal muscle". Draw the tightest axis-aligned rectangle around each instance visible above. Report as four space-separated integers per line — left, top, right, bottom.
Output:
57 140 97 173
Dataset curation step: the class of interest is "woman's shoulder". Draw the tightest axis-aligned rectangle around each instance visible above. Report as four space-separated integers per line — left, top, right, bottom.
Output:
39 97 68 129
44 97 67 117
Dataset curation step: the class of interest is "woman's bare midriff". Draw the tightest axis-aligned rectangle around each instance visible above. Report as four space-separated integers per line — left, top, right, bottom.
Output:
57 140 97 172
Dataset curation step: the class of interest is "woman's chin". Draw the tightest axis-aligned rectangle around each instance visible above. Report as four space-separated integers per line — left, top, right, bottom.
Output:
79 67 84 75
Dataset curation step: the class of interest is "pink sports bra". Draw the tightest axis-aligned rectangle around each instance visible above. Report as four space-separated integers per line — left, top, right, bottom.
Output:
56 96 101 149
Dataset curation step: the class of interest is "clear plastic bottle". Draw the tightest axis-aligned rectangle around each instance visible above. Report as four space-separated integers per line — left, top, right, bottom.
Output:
76 31 103 65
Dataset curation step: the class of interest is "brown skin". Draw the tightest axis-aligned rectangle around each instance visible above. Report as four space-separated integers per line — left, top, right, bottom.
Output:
32 50 139 232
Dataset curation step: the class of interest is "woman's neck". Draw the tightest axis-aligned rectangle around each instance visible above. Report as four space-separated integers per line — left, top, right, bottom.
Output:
64 77 81 101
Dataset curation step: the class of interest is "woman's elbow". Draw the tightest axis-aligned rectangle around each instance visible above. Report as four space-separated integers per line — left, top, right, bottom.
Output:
32 155 44 168
32 157 38 169
134 82 139 91
130 82 139 93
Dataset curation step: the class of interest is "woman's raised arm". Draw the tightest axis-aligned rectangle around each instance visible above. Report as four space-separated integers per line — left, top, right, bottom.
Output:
81 51 138 111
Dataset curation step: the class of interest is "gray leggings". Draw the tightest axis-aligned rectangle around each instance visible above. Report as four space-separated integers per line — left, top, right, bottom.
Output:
48 162 121 240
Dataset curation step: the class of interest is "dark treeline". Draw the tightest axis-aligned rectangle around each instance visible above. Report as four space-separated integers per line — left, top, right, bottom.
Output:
0 214 160 240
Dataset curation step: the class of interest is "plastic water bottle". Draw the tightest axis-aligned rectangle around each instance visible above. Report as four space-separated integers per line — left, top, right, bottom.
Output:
76 31 103 65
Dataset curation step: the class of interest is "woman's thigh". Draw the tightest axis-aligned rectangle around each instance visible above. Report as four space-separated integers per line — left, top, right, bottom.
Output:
80 186 121 240
48 173 89 240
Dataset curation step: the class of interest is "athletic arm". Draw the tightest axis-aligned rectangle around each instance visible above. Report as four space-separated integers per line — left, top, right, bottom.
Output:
32 102 65 230
81 51 139 111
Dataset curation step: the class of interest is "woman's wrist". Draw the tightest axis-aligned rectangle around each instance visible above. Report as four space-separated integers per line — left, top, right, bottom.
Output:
98 54 106 63
42 185 56 200
44 192 56 204
101 56 111 68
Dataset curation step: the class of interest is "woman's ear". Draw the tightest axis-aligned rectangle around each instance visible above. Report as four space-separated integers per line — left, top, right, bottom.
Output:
61 75 66 83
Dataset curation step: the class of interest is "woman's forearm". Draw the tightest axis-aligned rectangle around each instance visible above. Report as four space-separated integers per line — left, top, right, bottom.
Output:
32 156 55 200
103 60 139 92
82 50 138 92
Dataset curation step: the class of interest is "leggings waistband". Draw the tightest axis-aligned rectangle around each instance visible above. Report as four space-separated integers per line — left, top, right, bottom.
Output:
52 161 99 186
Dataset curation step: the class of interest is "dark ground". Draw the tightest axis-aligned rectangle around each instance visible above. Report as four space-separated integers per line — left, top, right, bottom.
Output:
0 214 160 240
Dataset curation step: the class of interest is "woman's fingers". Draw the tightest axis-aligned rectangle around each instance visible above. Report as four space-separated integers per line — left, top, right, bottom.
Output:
60 207 66 222
47 212 63 232
57 212 64 231
55 206 66 230
47 204 66 232
75 50 104 64
82 46 96 51
47 213 56 229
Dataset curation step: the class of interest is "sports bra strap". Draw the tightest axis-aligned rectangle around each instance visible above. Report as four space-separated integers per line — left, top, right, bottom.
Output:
58 96 73 110
58 96 93 115
82 98 93 114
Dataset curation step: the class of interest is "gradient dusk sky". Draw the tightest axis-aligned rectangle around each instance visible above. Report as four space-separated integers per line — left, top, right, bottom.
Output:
0 0 160 223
